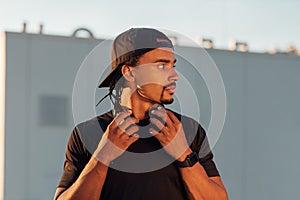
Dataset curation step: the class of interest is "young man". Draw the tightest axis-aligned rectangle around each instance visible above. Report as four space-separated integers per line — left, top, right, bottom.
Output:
54 28 228 200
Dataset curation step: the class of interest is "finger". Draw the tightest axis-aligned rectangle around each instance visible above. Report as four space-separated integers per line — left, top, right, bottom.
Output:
150 109 173 128
149 103 164 111
127 133 140 144
111 111 132 128
150 118 167 134
166 110 180 124
118 117 139 132
149 128 164 141
123 125 139 137
150 105 166 117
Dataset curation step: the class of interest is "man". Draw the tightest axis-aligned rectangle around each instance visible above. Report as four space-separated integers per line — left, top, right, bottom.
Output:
54 28 228 200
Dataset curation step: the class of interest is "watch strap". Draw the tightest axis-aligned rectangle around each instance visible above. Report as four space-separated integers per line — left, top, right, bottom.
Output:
175 152 199 168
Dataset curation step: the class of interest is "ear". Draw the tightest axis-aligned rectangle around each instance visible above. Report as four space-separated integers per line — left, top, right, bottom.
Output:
121 65 135 82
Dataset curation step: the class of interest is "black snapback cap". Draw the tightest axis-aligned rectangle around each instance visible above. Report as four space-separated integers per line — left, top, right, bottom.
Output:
98 28 174 88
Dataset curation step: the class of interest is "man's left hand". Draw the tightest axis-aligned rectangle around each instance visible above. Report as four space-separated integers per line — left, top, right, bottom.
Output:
149 106 192 161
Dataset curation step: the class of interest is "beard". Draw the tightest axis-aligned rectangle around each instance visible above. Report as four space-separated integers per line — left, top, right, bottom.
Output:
136 83 174 105
160 97 174 104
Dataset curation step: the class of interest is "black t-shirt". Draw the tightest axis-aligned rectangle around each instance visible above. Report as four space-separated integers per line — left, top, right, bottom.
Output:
58 110 220 200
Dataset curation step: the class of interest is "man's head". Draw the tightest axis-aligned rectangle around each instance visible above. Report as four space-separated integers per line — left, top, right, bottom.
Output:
98 28 178 106
122 47 178 104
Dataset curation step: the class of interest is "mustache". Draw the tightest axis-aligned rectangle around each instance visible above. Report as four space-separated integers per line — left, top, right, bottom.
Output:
164 82 176 88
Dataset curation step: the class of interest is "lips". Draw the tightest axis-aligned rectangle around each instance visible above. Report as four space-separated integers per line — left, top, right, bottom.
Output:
164 82 176 93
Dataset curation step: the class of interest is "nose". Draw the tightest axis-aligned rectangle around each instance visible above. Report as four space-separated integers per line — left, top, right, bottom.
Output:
168 67 179 82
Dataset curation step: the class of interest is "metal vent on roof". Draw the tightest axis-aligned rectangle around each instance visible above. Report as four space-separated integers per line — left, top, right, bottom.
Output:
198 37 214 49
72 28 95 38
229 40 249 52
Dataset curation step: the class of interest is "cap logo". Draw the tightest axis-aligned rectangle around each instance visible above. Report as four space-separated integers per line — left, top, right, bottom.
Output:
156 38 169 43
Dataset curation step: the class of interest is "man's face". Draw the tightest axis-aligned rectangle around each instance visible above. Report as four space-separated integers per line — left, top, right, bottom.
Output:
133 47 179 104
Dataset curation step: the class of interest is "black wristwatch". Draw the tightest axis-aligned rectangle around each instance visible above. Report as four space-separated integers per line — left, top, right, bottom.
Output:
175 152 199 168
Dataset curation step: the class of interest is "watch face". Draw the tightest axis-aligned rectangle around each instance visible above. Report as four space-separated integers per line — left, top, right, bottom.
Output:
176 152 199 168
188 152 199 167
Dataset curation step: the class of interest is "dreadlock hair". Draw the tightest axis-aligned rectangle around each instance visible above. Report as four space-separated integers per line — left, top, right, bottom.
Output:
96 49 152 114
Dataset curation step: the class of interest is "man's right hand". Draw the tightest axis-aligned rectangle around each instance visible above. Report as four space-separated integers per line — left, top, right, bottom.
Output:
93 110 139 165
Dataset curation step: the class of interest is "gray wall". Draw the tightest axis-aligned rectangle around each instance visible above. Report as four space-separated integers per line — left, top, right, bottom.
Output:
2 32 300 200
4 32 102 199
210 50 300 200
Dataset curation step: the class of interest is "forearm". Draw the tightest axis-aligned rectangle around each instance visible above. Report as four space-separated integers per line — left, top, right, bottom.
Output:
57 156 109 200
180 163 228 200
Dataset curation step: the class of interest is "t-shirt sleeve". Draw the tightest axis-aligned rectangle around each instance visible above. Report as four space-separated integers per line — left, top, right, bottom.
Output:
190 124 220 177
57 127 90 188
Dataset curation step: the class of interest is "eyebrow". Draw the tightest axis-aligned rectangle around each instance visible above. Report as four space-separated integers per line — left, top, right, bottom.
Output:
154 59 177 64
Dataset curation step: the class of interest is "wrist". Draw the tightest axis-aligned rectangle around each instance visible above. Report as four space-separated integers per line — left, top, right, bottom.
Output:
93 154 112 166
175 151 199 168
177 148 193 162
93 148 115 166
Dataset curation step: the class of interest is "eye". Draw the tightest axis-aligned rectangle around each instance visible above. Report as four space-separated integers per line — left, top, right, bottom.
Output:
156 64 176 70
157 64 166 70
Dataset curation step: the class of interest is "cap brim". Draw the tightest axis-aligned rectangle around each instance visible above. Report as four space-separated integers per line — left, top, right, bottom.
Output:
98 66 118 88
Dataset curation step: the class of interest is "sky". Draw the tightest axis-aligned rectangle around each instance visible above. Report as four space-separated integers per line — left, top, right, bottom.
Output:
0 0 300 52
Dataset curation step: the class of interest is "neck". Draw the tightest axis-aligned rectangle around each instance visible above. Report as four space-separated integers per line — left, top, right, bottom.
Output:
120 87 132 109
120 87 158 120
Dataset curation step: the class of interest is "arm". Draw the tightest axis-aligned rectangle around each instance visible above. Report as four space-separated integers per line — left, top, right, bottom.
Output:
54 111 139 200
149 107 228 200
177 149 228 200
53 156 109 200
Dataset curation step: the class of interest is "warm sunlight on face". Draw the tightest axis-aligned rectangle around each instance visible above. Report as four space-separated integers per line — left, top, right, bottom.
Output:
133 47 179 104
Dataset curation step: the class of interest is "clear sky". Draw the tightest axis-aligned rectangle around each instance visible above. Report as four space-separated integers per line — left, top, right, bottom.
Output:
1 0 299 52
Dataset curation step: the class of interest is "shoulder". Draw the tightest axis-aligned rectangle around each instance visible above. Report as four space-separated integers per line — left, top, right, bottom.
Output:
75 110 114 133
73 110 114 154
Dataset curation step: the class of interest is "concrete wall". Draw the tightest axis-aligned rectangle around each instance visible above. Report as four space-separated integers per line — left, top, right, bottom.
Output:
210 50 300 200
3 32 102 199
2 32 300 200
